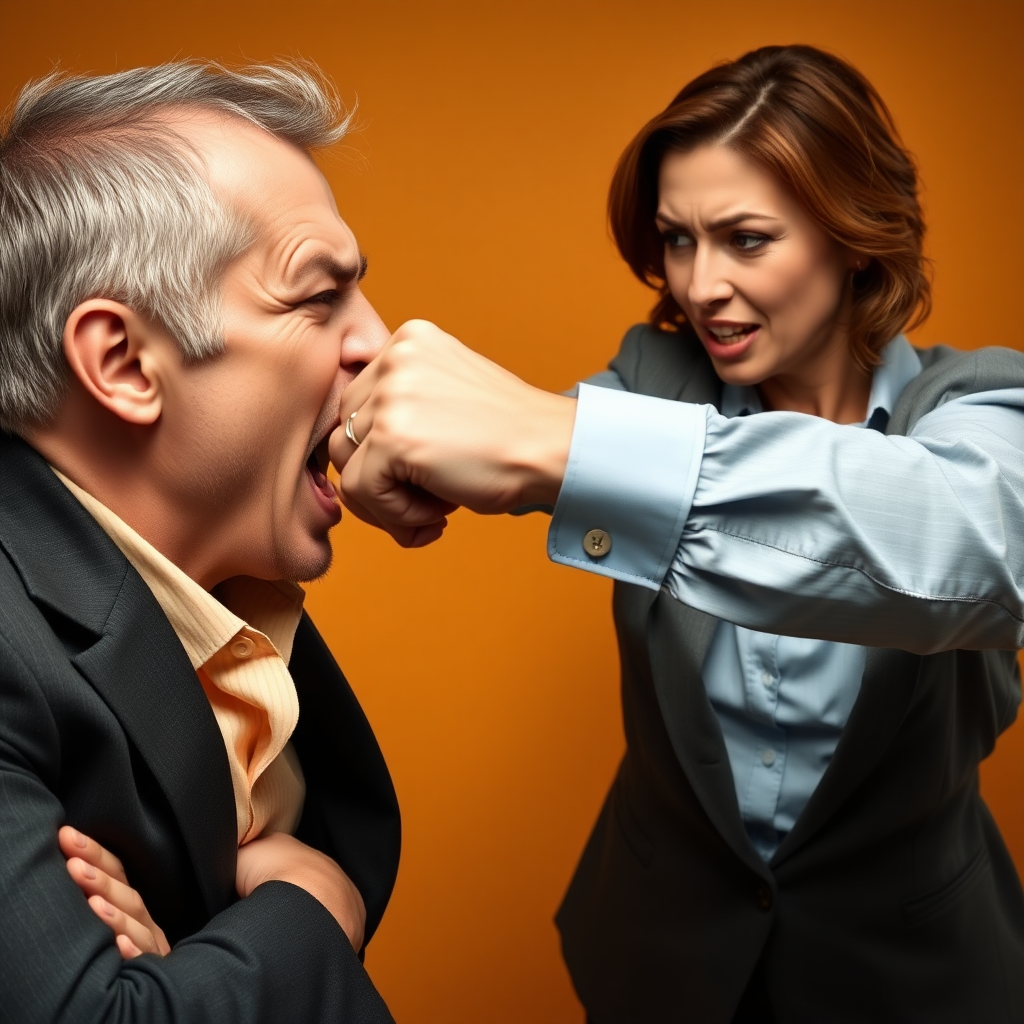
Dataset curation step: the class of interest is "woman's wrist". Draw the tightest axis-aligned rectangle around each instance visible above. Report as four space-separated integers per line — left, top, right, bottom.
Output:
515 390 576 508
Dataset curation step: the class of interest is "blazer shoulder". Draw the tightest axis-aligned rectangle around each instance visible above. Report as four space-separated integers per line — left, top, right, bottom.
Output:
891 344 1024 434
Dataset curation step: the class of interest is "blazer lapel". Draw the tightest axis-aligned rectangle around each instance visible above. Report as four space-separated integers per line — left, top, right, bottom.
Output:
772 648 920 864
0 434 237 917
613 328 762 867
71 578 238 916
645 592 767 874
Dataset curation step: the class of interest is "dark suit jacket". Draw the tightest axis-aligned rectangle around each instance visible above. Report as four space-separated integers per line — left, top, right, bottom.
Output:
556 326 1024 1024
0 432 401 1023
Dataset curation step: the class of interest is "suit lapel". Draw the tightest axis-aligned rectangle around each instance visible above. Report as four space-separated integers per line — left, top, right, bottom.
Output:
71 576 238 916
0 434 237 917
644 592 767 873
613 329 765 868
772 648 920 864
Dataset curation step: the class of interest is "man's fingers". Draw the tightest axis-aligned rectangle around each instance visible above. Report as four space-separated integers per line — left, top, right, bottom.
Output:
61 828 172 956
115 933 145 960
65 856 171 955
87 895 164 956
58 825 128 885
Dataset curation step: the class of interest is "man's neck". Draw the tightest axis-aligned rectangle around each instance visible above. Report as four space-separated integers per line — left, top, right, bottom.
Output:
26 418 230 591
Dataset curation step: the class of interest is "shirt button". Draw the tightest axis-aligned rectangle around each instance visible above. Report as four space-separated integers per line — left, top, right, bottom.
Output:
231 636 255 659
756 884 773 911
761 748 776 767
761 671 773 687
582 529 612 558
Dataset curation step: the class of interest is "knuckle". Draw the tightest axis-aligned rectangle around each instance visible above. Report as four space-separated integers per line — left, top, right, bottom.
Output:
396 317 434 337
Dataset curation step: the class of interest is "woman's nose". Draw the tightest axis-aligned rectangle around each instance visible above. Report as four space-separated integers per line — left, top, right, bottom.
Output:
687 246 733 308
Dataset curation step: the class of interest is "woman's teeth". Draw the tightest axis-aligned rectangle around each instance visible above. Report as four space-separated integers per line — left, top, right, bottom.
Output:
708 325 754 343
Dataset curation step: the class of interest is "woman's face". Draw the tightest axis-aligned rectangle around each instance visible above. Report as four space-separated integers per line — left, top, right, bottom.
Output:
657 144 860 394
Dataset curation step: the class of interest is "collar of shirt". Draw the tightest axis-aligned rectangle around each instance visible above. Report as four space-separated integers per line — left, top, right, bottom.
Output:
50 468 306 843
50 469 304 665
720 334 923 422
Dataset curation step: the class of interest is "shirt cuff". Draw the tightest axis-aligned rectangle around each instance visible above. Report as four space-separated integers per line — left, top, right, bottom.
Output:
548 382 707 588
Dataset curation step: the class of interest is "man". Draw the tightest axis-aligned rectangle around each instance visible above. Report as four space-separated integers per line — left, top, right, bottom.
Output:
0 62 399 1022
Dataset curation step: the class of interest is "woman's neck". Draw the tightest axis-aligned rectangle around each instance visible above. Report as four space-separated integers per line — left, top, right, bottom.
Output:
756 341 873 424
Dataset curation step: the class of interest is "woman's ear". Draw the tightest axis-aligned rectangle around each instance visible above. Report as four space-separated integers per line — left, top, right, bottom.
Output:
62 300 167 425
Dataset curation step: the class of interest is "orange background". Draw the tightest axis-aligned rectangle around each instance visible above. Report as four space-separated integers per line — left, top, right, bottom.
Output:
2 1 1022 1020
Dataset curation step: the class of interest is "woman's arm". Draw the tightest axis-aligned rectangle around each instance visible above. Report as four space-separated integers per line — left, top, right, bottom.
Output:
553 383 1024 652
332 321 1024 653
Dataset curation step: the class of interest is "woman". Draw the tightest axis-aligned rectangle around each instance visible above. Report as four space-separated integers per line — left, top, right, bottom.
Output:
332 44 1024 1023
71 45 1024 1023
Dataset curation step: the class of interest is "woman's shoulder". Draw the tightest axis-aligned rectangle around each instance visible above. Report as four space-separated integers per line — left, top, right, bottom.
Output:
909 342 1024 390
891 343 1024 433
609 322 720 403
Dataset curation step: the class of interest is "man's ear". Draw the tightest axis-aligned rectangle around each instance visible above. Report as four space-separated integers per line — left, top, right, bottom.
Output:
63 300 168 425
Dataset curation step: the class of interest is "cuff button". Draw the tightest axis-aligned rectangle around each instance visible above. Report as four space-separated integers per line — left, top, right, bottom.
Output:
583 529 612 558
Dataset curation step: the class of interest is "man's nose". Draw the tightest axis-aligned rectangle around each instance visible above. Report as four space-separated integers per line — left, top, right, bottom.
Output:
687 245 733 308
339 289 389 376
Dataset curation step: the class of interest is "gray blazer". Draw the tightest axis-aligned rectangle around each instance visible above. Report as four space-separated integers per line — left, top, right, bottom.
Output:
556 325 1024 1024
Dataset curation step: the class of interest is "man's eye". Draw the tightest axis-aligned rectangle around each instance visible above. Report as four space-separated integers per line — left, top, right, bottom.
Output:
733 233 769 252
304 289 340 306
662 231 693 249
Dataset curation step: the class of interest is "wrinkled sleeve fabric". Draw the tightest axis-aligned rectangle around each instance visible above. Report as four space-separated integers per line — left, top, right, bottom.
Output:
548 385 1024 654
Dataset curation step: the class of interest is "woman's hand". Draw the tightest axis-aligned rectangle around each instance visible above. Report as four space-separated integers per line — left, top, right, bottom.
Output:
58 825 170 959
330 320 576 547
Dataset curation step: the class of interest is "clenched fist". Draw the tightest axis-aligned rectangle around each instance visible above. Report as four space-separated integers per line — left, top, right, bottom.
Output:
330 320 576 547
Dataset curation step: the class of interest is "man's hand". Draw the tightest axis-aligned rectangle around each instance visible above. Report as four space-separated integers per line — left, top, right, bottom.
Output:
59 825 171 959
235 831 367 952
330 320 576 547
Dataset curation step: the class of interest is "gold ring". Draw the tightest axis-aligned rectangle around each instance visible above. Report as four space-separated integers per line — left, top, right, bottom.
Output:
344 411 362 447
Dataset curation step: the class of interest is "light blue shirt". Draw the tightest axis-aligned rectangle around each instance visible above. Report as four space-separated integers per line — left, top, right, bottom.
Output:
550 336 1024 859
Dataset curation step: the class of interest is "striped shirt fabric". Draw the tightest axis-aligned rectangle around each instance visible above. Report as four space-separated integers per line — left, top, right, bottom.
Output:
53 470 305 845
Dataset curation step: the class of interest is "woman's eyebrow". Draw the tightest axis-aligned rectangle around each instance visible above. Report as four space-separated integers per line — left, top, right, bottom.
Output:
655 211 781 232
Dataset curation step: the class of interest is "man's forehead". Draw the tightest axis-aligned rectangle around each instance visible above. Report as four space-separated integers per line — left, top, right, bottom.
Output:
160 108 359 280
159 108 325 209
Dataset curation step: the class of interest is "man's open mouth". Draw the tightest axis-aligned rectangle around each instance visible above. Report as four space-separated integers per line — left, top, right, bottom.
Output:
306 437 335 499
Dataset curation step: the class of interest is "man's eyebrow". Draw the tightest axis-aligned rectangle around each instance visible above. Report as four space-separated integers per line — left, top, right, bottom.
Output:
655 212 781 232
292 252 369 286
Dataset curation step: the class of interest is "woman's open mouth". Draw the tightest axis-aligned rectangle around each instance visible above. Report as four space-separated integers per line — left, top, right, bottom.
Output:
701 322 760 359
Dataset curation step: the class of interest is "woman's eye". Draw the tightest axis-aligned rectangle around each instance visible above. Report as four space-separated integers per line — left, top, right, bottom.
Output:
662 231 694 249
733 233 769 252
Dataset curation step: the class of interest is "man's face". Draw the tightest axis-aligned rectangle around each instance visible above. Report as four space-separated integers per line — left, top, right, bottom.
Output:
163 113 387 584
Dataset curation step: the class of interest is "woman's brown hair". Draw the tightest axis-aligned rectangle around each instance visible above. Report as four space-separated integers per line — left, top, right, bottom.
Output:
609 45 930 368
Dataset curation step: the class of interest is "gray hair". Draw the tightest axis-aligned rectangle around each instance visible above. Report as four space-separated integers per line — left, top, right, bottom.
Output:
0 60 352 433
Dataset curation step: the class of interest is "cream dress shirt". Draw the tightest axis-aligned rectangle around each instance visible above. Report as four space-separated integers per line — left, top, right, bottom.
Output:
54 470 306 845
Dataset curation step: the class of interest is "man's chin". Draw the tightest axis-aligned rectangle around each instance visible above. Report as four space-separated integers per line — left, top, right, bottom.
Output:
280 538 334 584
